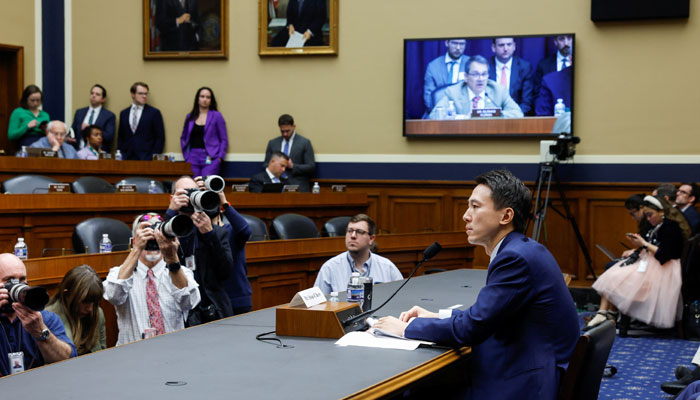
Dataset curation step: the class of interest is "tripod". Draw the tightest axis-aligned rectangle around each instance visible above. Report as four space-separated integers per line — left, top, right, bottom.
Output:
530 161 597 280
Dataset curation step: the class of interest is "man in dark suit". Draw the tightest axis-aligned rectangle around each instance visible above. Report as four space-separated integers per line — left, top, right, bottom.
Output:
375 169 580 400
264 114 315 192
488 37 535 115
423 39 469 112
70 84 116 151
155 0 200 51
676 182 700 233
249 151 289 193
117 82 165 161
535 66 572 116
534 34 573 100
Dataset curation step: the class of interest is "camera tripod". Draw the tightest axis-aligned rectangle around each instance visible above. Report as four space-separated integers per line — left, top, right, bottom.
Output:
530 161 597 280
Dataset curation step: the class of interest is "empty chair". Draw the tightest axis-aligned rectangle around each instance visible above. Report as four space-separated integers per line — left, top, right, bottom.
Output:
73 217 132 254
240 214 269 241
2 174 60 194
270 213 319 240
114 177 165 193
71 176 116 194
322 216 351 237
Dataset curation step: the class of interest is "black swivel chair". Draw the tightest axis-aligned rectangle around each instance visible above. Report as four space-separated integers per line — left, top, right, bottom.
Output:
270 213 319 240
322 216 351 237
72 217 132 254
241 214 269 241
71 176 116 193
114 177 165 193
2 175 60 194
558 320 616 400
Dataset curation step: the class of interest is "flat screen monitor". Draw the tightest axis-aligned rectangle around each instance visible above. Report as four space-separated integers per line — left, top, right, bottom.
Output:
403 33 574 137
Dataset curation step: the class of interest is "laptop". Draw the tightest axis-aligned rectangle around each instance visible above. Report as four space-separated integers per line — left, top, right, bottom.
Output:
261 183 285 193
595 244 619 262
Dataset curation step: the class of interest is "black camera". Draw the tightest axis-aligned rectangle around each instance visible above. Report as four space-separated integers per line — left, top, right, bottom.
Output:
180 188 220 215
549 134 580 161
202 175 225 193
145 215 194 250
1 279 49 312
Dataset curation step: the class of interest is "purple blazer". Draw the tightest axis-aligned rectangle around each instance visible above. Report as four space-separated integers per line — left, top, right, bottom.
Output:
180 110 228 161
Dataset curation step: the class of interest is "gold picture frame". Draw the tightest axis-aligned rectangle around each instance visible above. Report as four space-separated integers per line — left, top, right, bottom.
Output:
259 0 338 56
143 0 228 59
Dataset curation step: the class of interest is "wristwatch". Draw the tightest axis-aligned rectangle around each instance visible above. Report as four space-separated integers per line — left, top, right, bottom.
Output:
35 328 50 342
166 262 181 273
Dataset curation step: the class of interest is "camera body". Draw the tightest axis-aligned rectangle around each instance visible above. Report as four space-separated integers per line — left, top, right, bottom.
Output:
1 279 49 312
145 215 194 250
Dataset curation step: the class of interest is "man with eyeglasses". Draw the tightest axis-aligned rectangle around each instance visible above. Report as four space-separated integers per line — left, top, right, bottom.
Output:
676 182 700 233
429 55 524 119
313 214 402 295
117 82 165 160
423 39 470 112
29 120 79 159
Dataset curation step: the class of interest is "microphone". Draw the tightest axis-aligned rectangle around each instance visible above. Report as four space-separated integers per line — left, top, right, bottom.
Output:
341 241 442 331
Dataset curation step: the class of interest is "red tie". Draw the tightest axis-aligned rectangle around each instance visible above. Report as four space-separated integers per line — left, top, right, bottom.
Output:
500 65 508 87
472 96 480 111
146 269 166 335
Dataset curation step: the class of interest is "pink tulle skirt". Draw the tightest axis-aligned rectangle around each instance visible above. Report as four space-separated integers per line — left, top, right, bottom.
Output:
592 252 682 328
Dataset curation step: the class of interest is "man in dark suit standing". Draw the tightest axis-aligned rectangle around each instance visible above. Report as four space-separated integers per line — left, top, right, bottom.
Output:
423 39 469 112
488 37 535 115
534 34 573 100
676 183 700 233
70 84 116 152
155 0 200 51
117 82 165 161
375 169 580 400
264 114 315 192
249 151 289 193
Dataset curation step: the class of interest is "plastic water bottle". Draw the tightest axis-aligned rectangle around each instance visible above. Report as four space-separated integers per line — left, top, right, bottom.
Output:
18 146 28 158
554 98 566 116
148 180 158 194
14 238 27 260
329 292 339 303
115 150 122 160
99 234 112 253
346 272 364 307
312 182 320 194
168 152 175 162
446 100 456 119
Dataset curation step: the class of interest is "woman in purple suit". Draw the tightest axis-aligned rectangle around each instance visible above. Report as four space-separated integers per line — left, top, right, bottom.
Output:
180 87 228 176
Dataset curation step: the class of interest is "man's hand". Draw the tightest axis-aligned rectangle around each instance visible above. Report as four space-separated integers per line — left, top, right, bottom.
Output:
133 222 154 251
81 122 88 130
287 158 294 169
27 119 38 129
169 188 190 211
303 30 312 41
0 287 9 311
288 24 296 36
154 229 180 264
399 306 438 322
46 131 61 151
192 211 213 234
176 13 191 25
373 316 409 337
13 303 46 338
193 176 206 191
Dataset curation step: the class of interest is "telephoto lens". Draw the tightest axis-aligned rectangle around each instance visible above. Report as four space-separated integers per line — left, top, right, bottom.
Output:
145 215 195 250
187 189 220 214
203 175 225 193
3 279 49 311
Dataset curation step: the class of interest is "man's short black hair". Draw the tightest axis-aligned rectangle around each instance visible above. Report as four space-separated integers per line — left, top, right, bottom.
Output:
92 84 107 98
278 114 294 126
348 214 376 236
654 183 676 202
681 182 700 205
270 151 289 161
475 169 532 233
624 194 646 210
130 82 149 94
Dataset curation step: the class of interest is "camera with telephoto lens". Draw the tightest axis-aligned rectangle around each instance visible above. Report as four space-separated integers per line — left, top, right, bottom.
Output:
180 188 220 215
202 175 225 193
145 214 194 251
0 279 49 313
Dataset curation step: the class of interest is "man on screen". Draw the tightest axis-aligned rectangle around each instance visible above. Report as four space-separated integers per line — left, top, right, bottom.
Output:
429 55 524 119
488 37 535 115
423 39 470 112
534 35 573 98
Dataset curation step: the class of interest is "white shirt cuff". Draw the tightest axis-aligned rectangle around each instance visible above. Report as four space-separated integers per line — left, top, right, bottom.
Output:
438 309 453 319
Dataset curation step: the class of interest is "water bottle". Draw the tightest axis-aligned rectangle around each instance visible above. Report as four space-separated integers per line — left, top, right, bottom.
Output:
346 272 364 307
312 182 320 194
554 98 566 116
148 180 158 194
329 291 339 303
115 150 122 160
14 238 27 260
99 234 112 253
446 100 456 119
168 152 175 162
18 146 28 158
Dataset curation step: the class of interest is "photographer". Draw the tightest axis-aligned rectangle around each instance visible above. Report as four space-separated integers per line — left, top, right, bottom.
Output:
103 214 200 345
0 253 76 376
166 176 235 324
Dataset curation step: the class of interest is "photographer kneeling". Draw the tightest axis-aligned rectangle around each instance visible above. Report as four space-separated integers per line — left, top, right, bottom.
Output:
103 213 201 345
0 253 77 376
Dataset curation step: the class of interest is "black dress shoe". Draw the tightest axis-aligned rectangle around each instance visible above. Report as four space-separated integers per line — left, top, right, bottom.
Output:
662 367 700 395
676 366 693 380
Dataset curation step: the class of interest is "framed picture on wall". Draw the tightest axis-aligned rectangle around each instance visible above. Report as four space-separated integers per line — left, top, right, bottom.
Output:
259 0 338 56
143 0 228 59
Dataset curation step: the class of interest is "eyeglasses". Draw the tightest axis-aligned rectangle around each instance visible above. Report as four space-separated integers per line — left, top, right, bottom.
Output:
678 189 691 196
139 213 163 223
50 131 68 138
467 72 489 78
346 228 369 235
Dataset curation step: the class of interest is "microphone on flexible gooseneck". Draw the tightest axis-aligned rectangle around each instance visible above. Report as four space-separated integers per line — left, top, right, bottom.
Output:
341 242 443 331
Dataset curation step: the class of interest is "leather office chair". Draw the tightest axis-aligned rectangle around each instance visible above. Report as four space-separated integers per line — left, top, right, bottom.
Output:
2 174 60 194
114 177 165 193
241 214 269 241
71 176 116 193
72 217 132 254
322 216 351 237
270 213 319 240
558 320 616 400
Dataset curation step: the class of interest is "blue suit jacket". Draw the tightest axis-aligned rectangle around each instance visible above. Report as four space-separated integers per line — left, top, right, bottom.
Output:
117 104 165 160
488 56 535 115
682 206 700 234
423 55 470 110
71 106 116 151
405 231 579 400
535 67 572 116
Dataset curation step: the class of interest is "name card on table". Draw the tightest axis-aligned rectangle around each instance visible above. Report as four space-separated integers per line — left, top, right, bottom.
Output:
116 184 138 193
152 154 168 161
471 108 502 118
289 287 326 308
100 152 113 160
331 185 346 192
232 184 249 192
282 184 299 193
48 183 71 193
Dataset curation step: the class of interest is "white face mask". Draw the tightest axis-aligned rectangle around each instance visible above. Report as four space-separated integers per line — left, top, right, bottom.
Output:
144 251 162 263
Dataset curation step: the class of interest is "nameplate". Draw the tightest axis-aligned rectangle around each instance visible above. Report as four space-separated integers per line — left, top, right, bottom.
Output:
282 185 299 193
152 154 168 161
289 287 326 308
232 184 249 192
100 152 112 160
48 183 71 193
331 185 346 193
471 108 502 118
40 149 58 158
116 184 137 193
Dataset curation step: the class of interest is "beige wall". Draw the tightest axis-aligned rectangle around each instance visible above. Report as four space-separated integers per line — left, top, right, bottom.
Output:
0 0 36 89
54 0 700 157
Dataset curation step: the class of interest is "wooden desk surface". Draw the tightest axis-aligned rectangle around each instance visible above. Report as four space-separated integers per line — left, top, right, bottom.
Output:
405 116 557 135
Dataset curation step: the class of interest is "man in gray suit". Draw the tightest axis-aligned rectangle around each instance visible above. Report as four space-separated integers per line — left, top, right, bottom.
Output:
263 114 316 192
423 39 469 112
429 55 524 119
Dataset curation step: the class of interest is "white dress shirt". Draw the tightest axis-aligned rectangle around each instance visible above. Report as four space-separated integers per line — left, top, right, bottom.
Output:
556 51 571 71
444 53 463 84
81 105 103 126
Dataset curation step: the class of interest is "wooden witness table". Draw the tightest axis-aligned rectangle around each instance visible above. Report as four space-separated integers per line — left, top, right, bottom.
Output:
405 116 557 135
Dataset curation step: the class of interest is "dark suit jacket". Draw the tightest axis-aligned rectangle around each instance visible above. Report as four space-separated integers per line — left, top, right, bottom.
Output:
264 133 315 192
405 231 579 400
535 67 572 116
117 104 165 160
71 106 116 151
535 53 558 97
286 0 327 46
682 205 700 234
488 56 535 115
155 0 200 51
248 171 288 193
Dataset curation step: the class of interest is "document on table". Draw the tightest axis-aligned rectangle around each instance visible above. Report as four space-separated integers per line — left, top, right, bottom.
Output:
335 330 434 351
286 32 306 48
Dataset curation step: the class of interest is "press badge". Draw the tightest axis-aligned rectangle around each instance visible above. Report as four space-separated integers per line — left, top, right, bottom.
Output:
185 255 196 271
637 257 648 273
8 352 24 374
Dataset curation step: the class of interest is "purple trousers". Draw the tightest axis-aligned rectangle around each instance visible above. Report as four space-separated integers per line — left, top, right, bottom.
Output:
186 148 221 177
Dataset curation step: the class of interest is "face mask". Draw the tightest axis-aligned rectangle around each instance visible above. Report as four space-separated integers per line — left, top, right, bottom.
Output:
144 251 162 263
